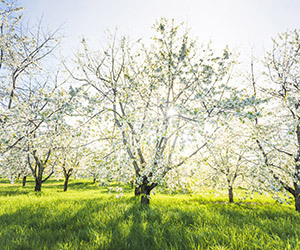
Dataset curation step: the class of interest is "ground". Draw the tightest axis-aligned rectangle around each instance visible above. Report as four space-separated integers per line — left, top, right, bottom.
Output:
0 179 299 249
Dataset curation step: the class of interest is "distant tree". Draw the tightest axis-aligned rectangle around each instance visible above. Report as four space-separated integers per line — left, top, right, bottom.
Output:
55 125 89 191
0 147 29 185
0 1 83 192
25 86 74 192
195 120 255 203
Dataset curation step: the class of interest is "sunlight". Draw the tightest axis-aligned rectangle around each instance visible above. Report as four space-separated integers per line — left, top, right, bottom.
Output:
167 107 177 118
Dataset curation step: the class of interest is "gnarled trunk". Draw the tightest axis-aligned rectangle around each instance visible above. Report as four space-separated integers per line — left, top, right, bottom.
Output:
136 176 158 204
140 184 151 204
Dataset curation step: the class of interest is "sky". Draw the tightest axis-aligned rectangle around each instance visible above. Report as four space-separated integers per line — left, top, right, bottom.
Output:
18 0 300 57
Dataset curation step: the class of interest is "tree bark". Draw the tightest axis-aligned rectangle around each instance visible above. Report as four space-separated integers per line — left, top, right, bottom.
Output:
141 194 150 204
295 195 300 212
35 178 42 191
22 176 27 187
30 149 54 192
63 168 72 191
228 186 234 203
134 180 141 196
139 176 158 204
140 183 151 205
135 186 141 196
133 176 158 204
64 176 69 191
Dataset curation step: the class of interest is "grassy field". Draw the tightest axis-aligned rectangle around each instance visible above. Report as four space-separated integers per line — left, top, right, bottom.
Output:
0 178 299 250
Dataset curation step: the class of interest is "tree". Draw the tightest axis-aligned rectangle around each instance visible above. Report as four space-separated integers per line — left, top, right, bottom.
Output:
195 120 255 203
0 1 82 191
55 125 89 192
0 147 29 184
15 76 76 192
27 149 55 191
0 0 61 155
252 29 300 211
71 19 241 204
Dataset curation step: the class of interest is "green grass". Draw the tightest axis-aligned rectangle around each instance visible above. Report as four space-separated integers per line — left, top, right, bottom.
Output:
0 179 299 249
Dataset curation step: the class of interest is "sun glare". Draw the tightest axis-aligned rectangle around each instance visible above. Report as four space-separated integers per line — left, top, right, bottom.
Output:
167 107 177 118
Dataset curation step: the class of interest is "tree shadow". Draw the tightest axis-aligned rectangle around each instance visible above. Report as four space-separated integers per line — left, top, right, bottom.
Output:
0 195 299 249
0 183 33 196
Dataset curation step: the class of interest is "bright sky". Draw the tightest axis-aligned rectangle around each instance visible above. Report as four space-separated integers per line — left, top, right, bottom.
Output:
19 0 300 57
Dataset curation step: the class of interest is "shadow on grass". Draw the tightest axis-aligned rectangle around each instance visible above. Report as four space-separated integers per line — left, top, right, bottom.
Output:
0 181 34 196
94 198 300 249
0 188 32 196
0 193 300 249
62 181 97 190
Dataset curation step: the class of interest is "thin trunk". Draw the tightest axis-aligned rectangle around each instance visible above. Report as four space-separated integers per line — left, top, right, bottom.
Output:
64 176 70 192
295 193 300 212
32 149 53 192
295 124 300 212
228 186 234 203
62 168 72 191
34 162 44 192
8 74 16 109
22 176 27 187
93 177 96 184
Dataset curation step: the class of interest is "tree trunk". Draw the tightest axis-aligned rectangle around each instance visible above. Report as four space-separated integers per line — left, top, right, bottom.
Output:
295 193 300 212
29 150 54 192
228 186 234 203
135 176 158 204
135 183 141 196
141 194 150 204
35 178 42 191
64 176 70 192
22 176 27 187
93 177 96 184
141 184 151 205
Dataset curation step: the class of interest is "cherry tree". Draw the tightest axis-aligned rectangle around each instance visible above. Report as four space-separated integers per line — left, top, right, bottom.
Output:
25 84 78 191
54 123 91 191
194 119 256 203
0 0 61 155
0 1 81 191
252 29 300 211
70 19 246 204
